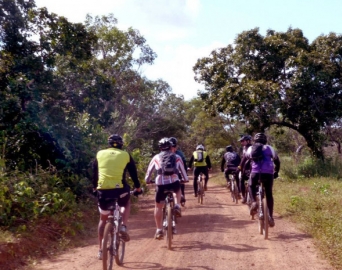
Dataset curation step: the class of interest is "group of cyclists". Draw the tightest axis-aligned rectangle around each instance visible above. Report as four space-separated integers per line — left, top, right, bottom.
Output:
221 133 281 227
92 132 280 259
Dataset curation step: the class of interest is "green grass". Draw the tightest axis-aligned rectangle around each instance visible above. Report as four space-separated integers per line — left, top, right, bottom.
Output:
275 177 342 269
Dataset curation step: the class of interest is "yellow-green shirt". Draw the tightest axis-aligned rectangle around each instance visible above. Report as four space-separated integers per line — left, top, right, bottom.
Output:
193 150 208 167
96 148 129 189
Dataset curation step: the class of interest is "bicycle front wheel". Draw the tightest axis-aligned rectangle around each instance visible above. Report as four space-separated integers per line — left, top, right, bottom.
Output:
166 203 172 250
257 198 263 235
102 223 114 270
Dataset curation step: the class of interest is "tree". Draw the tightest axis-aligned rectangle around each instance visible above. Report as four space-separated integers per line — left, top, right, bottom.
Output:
193 28 342 159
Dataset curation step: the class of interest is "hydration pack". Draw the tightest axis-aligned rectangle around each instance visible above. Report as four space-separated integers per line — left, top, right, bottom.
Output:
195 150 204 162
250 143 264 162
158 151 178 175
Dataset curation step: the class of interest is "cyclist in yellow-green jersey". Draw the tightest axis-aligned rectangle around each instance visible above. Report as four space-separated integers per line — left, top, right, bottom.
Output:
92 134 141 260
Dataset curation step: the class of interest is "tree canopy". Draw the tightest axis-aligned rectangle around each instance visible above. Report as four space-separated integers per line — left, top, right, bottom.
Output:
193 28 342 159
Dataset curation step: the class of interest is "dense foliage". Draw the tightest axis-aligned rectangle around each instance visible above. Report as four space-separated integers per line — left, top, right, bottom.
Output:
193 28 342 159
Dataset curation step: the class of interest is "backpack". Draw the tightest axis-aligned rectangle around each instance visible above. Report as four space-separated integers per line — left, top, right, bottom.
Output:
250 143 264 162
196 150 204 162
158 151 178 175
225 152 240 167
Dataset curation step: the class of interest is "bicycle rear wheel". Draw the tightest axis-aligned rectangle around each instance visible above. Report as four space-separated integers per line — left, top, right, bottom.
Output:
166 203 172 250
258 198 263 235
231 177 238 204
263 197 269 240
102 223 114 270
199 179 204 204
114 230 126 265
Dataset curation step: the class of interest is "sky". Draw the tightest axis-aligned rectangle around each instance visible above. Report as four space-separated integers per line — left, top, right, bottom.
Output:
34 0 342 100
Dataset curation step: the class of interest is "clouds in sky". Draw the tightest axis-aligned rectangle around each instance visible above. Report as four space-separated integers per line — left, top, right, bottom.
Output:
34 0 342 100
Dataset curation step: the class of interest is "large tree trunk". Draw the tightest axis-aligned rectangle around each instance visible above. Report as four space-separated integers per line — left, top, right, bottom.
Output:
299 129 325 160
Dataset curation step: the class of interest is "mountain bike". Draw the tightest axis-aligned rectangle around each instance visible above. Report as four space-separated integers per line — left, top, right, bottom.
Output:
162 188 178 250
229 173 239 204
197 173 204 204
102 190 142 270
256 182 269 239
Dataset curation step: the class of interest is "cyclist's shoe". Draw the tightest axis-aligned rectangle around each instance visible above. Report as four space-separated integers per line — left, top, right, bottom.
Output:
241 197 247 204
97 250 103 260
193 193 198 197
204 185 208 191
269 216 275 227
155 229 164 240
180 196 186 206
250 202 258 216
172 226 177 234
120 225 130 242
259 212 264 220
174 204 182 217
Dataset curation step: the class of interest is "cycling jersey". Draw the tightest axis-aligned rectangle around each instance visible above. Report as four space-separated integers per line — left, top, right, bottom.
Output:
145 152 188 185
188 151 212 168
92 147 140 190
245 144 280 174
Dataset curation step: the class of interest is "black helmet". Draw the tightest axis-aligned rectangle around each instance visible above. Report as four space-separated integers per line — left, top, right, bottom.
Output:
108 134 123 148
226 145 233 152
238 135 252 142
254 133 267 144
196 144 204 150
158 137 171 150
169 137 177 147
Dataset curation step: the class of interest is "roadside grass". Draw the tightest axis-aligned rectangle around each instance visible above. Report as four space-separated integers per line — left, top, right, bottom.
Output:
275 177 342 270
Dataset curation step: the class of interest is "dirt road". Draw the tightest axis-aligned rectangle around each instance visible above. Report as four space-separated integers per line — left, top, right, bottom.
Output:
33 177 333 270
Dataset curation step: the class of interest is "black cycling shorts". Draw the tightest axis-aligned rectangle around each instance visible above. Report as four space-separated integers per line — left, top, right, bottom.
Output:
97 185 130 210
155 181 181 203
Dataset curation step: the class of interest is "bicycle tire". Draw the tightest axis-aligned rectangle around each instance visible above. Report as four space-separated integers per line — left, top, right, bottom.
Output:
199 179 204 204
166 203 172 250
263 196 269 240
114 230 126 265
258 197 263 235
102 222 114 270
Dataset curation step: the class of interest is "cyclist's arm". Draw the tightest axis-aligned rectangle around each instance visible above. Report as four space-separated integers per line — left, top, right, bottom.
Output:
221 156 226 172
92 159 99 189
188 155 194 169
126 154 141 189
145 156 157 184
176 157 188 181
273 154 280 173
206 154 212 169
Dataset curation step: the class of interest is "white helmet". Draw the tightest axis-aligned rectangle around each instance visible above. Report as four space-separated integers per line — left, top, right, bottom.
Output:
196 144 204 150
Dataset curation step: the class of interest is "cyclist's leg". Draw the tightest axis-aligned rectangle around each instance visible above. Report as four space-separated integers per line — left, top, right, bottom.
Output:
118 186 131 226
171 181 182 217
203 166 209 188
98 211 109 255
249 173 259 214
234 170 241 193
240 173 247 203
263 174 274 218
155 185 165 236
193 167 200 195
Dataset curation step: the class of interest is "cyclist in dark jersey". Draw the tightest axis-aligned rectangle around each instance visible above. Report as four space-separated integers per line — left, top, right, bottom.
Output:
236 135 252 203
221 145 241 191
92 134 141 259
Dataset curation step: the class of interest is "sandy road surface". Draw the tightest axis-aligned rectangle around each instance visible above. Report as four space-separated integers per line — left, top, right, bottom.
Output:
33 177 333 270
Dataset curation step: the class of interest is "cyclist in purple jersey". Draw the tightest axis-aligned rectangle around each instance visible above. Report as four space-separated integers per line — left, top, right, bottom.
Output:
239 133 280 227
